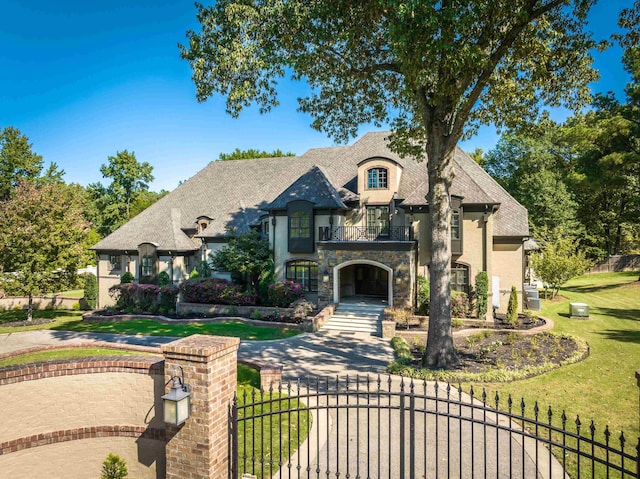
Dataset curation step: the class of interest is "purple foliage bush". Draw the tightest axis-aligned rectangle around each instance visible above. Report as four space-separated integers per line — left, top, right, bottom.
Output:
266 280 305 308
179 278 257 306
451 291 471 318
107 283 179 314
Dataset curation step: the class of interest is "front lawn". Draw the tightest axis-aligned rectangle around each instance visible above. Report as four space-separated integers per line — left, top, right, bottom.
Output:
0 310 84 333
0 347 160 367
0 311 301 340
467 271 640 439
54 318 300 341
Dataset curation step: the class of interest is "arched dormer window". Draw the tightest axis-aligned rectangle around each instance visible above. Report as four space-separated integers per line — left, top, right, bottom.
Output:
367 167 388 189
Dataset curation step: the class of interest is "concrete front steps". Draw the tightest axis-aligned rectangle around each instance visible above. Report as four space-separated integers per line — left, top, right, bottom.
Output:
320 303 386 334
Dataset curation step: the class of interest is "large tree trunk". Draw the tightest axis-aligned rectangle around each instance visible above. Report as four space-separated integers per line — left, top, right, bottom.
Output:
422 134 459 368
27 293 33 321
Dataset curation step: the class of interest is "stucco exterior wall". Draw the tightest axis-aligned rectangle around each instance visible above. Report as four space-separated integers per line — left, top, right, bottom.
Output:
492 241 525 312
273 212 335 281
357 157 402 206
455 212 488 281
1 372 164 444
0 360 165 479
0 436 164 479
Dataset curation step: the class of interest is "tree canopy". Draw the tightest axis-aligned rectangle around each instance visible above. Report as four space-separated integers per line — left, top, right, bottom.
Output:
484 11 640 259
181 0 601 367
0 126 64 200
209 229 272 290
0 181 88 319
88 150 157 237
219 148 294 161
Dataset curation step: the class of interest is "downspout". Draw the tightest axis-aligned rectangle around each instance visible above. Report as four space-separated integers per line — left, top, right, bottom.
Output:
271 214 277 270
482 209 489 272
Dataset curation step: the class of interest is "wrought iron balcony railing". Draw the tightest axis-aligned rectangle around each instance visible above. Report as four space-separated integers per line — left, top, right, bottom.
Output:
318 226 414 242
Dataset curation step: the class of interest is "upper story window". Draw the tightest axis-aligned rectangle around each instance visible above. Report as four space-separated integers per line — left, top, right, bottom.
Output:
109 255 121 271
367 168 388 189
289 211 310 239
451 210 461 239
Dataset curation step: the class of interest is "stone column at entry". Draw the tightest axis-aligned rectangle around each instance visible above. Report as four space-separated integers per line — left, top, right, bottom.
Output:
162 334 240 479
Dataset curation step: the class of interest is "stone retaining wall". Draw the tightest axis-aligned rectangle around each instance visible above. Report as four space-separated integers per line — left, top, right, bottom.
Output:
176 302 295 319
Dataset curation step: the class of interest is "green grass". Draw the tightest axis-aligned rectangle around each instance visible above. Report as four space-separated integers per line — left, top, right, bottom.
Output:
236 363 311 478
0 310 301 340
236 384 310 478
53 318 300 340
471 271 639 436
461 271 640 478
0 310 85 333
0 347 160 367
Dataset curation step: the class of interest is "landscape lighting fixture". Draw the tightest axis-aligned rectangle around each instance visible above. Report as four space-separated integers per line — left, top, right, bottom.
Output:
162 367 191 426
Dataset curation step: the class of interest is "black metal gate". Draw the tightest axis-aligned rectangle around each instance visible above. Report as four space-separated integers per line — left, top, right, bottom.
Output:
229 375 639 479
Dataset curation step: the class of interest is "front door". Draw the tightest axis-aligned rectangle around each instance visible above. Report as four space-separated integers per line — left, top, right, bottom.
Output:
354 265 388 297
366 206 389 238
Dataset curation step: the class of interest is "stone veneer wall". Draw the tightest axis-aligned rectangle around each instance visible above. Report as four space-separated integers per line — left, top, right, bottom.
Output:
317 242 417 308
0 357 166 479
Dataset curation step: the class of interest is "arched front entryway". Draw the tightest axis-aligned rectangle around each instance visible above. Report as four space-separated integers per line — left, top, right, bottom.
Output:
334 259 393 306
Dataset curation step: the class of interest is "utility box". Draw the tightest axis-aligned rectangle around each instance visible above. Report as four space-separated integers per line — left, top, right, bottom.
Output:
570 302 589 318
528 298 541 311
525 289 539 300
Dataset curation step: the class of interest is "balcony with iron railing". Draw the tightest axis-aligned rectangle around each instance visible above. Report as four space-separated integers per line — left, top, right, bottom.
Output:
318 226 414 242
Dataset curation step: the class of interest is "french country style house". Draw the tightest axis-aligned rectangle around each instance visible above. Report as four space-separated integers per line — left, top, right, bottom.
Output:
92 131 529 313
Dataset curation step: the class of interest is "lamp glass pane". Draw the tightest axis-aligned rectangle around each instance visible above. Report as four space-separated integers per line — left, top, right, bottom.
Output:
164 399 177 424
177 396 190 424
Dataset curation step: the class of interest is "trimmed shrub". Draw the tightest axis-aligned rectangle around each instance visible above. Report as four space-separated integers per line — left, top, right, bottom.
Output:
385 306 411 329
451 291 471 318
109 283 160 313
179 278 257 306
474 271 489 319
158 285 179 313
83 273 98 310
291 298 316 318
101 453 128 479
158 271 171 287
506 285 519 324
416 275 430 316
390 336 413 363
120 271 134 284
265 280 305 308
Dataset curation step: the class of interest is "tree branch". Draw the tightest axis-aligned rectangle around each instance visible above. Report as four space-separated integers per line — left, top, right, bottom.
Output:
452 0 571 138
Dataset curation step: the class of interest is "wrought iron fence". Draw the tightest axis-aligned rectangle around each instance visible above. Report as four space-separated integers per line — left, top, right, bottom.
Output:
318 226 413 242
229 375 639 479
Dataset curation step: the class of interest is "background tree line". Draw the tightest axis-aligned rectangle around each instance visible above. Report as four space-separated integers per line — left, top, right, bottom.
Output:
481 35 640 262
0 125 294 315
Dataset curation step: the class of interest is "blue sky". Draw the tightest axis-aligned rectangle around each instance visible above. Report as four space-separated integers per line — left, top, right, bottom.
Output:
0 0 631 192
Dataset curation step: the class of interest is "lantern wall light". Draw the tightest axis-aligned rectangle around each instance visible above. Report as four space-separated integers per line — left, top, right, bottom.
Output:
162 366 191 426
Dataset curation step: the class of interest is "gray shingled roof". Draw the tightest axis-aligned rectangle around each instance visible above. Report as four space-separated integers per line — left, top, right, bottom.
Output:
265 165 348 210
92 131 529 252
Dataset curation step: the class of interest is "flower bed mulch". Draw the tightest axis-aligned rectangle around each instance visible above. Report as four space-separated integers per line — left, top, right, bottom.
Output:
392 330 588 380
0 319 55 328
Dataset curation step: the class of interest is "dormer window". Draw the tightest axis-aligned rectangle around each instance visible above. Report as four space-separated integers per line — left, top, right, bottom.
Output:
367 168 388 189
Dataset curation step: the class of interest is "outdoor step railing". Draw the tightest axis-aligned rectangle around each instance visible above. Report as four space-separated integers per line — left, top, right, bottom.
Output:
319 226 414 242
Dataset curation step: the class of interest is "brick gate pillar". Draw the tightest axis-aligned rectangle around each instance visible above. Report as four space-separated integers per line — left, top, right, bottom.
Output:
162 334 240 479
